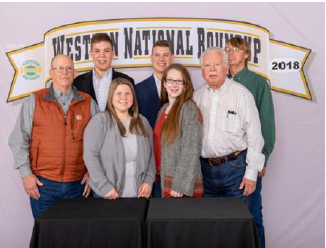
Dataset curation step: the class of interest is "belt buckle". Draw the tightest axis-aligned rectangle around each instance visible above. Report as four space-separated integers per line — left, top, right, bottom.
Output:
208 158 215 166
209 157 222 166
234 151 241 157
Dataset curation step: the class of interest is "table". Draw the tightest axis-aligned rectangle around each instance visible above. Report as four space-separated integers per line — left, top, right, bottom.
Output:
146 197 260 248
30 198 148 248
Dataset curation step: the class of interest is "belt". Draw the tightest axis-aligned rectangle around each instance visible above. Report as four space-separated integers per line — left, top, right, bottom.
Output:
201 151 243 167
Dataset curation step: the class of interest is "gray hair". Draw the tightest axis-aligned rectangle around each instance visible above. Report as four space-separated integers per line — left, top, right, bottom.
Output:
200 47 228 68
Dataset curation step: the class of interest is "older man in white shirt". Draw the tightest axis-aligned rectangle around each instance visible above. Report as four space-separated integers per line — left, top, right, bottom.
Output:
194 47 265 207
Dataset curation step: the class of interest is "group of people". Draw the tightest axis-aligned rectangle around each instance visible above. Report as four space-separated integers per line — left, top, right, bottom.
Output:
9 33 275 248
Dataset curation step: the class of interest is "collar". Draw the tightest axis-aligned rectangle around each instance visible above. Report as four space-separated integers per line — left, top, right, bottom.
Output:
43 83 84 103
53 85 73 99
205 78 230 94
92 67 113 81
233 66 249 81
153 73 161 84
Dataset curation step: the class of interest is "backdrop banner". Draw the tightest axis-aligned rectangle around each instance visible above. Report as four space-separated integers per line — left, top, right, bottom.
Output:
6 17 311 102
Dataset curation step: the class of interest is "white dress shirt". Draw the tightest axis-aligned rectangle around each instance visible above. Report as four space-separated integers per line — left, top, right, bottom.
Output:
153 73 161 99
194 78 265 181
93 68 113 112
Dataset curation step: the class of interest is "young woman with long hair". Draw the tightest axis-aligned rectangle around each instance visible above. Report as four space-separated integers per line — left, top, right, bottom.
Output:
83 78 155 199
153 63 203 198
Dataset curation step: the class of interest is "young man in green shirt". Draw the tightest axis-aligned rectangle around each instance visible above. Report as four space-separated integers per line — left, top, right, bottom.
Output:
226 37 276 248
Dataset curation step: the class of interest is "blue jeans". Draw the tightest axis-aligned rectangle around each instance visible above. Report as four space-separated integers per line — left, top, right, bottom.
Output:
30 176 84 219
250 176 265 248
151 177 162 198
93 191 102 198
200 151 251 209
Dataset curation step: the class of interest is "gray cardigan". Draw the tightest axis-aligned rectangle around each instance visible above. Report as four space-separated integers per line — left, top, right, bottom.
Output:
83 112 155 197
158 100 203 196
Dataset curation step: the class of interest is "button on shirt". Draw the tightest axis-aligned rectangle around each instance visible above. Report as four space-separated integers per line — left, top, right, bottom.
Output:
193 78 265 181
93 68 112 112
53 87 74 114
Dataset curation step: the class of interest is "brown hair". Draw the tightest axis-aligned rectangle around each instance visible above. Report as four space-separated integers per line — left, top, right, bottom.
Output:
227 37 251 65
160 63 194 145
107 78 148 137
91 33 113 50
152 40 174 54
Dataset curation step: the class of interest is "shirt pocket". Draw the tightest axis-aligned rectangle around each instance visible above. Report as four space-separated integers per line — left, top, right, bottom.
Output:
222 114 240 133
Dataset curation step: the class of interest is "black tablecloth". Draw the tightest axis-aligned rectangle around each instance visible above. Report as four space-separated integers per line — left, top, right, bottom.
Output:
146 197 260 248
30 198 148 248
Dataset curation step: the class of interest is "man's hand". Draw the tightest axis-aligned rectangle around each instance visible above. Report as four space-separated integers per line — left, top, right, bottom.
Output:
170 190 183 198
239 178 256 196
137 183 152 198
81 172 91 198
104 189 119 200
22 174 43 200
258 167 267 178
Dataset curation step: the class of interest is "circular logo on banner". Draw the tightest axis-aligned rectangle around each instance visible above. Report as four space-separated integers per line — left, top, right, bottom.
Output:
20 60 42 80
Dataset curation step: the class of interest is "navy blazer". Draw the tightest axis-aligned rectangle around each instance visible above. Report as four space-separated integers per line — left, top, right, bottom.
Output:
73 69 135 107
135 75 160 129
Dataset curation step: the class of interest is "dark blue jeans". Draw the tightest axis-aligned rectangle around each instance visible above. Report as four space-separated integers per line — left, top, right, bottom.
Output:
93 191 102 198
30 176 84 219
151 177 162 198
250 176 265 248
200 151 251 209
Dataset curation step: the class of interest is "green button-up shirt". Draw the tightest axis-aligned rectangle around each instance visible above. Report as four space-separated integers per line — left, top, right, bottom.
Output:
233 67 276 166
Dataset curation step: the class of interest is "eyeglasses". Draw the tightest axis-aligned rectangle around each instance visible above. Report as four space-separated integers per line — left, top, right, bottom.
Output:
165 78 184 85
225 47 242 53
52 66 74 73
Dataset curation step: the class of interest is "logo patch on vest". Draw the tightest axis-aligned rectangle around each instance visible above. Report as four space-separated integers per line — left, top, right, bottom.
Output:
76 115 82 120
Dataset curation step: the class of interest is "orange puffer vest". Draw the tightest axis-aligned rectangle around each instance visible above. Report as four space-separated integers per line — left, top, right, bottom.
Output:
29 87 91 182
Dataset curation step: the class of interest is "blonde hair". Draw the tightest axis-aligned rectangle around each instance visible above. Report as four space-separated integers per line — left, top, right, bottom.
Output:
227 37 251 65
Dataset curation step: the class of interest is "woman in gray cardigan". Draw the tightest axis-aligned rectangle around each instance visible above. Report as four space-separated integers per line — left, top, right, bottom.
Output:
83 78 155 199
153 63 203 198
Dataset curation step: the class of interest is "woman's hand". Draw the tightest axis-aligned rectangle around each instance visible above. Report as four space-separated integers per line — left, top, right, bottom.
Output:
81 172 91 198
104 189 119 200
170 190 183 197
137 183 152 198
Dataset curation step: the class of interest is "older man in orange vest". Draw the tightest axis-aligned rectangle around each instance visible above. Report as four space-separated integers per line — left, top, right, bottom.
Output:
9 54 98 219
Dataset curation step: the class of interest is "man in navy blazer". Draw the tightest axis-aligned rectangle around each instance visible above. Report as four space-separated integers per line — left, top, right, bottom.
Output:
135 40 174 129
74 33 134 111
